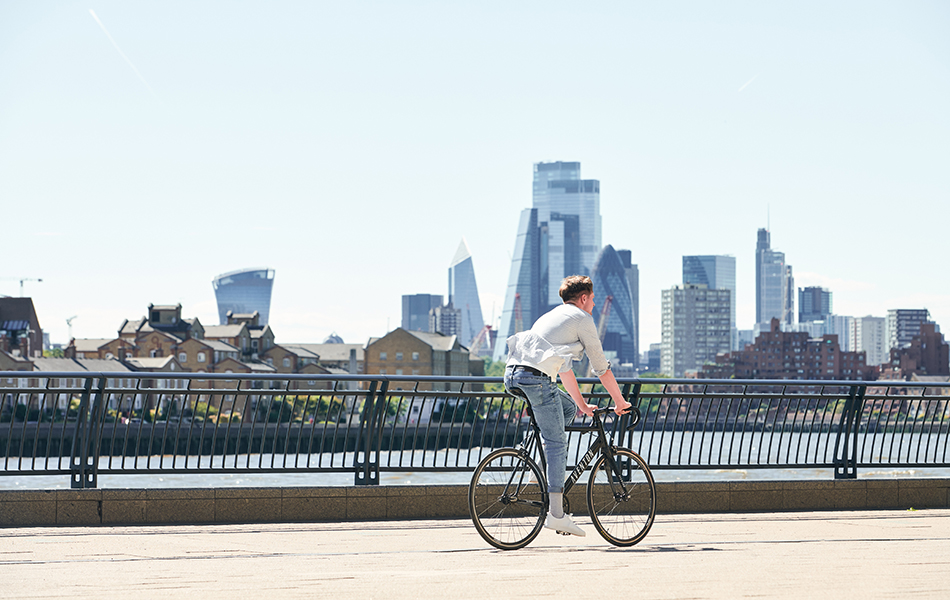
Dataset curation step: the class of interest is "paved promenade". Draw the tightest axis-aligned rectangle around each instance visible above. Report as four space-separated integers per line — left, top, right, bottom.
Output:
1 509 949 599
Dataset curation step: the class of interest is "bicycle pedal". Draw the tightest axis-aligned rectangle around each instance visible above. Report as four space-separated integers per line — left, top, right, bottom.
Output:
557 531 571 536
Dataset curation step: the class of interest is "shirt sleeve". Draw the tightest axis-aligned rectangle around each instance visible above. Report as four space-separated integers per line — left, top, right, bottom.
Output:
576 312 611 376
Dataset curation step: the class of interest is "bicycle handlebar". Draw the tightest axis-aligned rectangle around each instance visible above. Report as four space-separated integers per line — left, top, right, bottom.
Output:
592 406 630 417
589 405 640 430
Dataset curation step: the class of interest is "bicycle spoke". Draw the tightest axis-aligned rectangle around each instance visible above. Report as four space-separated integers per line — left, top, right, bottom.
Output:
469 449 547 550
587 448 656 546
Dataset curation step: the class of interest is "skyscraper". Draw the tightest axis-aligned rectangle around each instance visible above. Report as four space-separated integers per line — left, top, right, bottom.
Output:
755 229 792 329
429 304 461 338
532 162 602 307
853 316 887 366
785 266 795 327
683 255 736 347
447 239 485 348
616 249 639 366
401 294 443 332
824 315 854 352
590 245 637 365
799 287 833 323
212 268 275 325
494 161 602 360
887 309 932 350
661 284 732 377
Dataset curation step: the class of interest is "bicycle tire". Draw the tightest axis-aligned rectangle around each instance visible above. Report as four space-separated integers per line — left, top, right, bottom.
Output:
586 447 656 547
469 448 548 550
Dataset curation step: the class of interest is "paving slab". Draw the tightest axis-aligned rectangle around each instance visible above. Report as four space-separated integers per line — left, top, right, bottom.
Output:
0 509 948 599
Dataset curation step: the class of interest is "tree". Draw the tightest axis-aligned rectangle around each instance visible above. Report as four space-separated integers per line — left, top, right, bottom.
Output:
483 359 505 392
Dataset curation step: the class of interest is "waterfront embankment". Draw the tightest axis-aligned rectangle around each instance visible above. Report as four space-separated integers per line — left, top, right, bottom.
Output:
2 478 949 527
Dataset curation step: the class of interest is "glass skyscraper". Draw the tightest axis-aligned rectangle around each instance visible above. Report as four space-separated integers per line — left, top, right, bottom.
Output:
798 287 833 323
494 161 602 360
590 245 637 365
683 255 736 332
616 249 639 366
448 239 485 348
755 229 792 328
402 294 443 332
212 268 275 325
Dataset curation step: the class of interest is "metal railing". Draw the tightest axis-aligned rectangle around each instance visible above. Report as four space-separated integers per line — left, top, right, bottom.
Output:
1 371 948 488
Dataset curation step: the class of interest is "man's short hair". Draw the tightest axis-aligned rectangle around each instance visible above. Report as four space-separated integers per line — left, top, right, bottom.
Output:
559 275 593 304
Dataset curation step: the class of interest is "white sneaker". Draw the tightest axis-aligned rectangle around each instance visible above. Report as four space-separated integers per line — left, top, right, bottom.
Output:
545 513 586 537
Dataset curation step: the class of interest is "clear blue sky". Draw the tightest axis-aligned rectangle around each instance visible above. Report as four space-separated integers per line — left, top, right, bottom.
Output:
2 1 948 351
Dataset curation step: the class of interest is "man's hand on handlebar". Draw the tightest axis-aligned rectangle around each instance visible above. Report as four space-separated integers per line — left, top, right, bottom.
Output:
613 399 632 416
577 401 596 418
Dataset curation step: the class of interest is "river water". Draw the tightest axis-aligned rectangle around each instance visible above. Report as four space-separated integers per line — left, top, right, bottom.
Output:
3 429 948 489
1 460 947 491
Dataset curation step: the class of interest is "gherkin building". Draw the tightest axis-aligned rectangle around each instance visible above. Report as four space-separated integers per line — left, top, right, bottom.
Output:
590 245 637 366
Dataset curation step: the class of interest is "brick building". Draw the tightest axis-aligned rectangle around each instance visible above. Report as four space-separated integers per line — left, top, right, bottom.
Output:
0 298 43 359
365 328 473 391
878 322 949 380
698 318 874 380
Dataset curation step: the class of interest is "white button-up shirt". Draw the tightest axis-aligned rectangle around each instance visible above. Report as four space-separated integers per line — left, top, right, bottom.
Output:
505 303 611 381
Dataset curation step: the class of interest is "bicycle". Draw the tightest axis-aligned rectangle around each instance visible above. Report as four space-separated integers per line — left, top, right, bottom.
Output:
468 399 657 550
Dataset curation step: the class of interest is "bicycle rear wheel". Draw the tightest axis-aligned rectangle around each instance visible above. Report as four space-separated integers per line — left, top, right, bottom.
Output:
469 448 548 550
586 447 656 547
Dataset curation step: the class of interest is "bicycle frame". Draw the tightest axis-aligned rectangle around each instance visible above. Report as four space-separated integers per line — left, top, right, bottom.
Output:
469 403 655 549
519 407 640 499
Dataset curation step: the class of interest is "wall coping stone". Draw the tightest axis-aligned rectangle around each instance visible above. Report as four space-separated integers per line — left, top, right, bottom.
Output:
0 479 946 527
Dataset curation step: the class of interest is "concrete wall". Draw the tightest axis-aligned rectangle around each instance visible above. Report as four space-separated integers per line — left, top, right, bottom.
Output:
2 479 949 527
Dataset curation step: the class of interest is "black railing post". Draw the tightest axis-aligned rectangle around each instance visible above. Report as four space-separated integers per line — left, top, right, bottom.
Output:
70 376 106 489
620 382 640 448
355 380 386 485
69 377 93 488
834 384 867 479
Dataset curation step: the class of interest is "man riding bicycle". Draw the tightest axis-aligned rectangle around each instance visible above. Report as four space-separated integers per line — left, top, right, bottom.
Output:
504 275 632 537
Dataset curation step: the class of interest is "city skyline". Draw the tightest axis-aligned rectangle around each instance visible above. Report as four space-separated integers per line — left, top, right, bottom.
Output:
2 2 948 351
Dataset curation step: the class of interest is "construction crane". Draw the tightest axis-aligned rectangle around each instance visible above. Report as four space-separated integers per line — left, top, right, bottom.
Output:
0 277 43 297
66 316 78 341
468 324 493 356
596 295 614 342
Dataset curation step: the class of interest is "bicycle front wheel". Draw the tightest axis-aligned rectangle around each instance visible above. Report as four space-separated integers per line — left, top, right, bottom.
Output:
586 447 656 547
469 448 548 550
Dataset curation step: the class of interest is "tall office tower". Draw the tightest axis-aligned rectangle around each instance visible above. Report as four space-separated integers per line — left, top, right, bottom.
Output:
852 316 887 366
825 315 854 352
661 284 732 377
447 239 485 348
785 266 795 327
755 228 792 329
799 287 833 323
494 161 602 360
646 343 662 373
683 255 736 347
212 268 275 325
616 249 640 366
429 303 461 337
589 245 637 365
887 309 932 350
402 294 443 332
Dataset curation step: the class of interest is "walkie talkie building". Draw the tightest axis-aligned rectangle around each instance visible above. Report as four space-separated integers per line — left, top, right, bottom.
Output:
212 268 275 325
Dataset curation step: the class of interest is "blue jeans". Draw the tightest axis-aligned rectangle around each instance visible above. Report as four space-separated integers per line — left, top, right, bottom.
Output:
504 366 577 494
